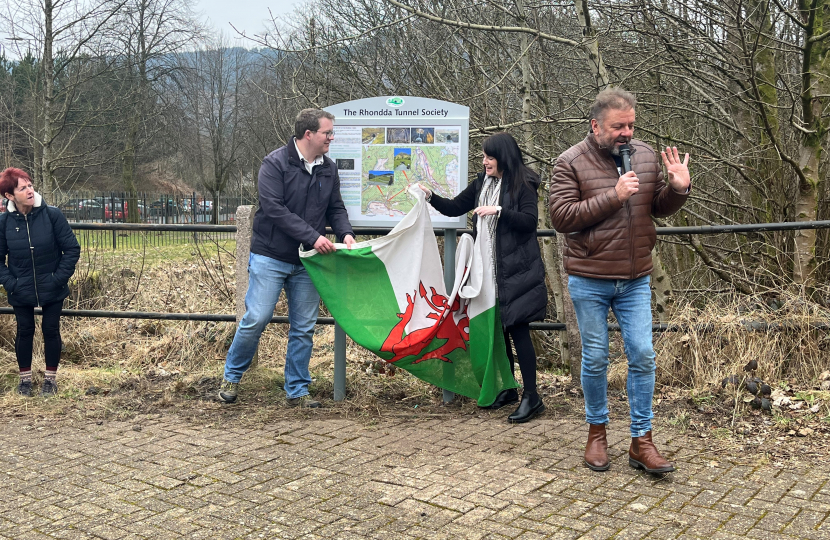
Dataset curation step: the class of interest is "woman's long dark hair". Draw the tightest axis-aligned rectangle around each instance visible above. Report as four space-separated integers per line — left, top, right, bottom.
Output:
481 132 533 198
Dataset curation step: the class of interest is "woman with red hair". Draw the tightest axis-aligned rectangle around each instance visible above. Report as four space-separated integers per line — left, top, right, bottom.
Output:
0 168 80 396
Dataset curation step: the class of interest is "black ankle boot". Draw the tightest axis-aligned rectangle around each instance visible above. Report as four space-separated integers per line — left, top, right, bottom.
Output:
507 392 545 423
481 388 519 410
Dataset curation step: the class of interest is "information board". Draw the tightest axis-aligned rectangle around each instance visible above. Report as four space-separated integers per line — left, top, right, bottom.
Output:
324 96 469 228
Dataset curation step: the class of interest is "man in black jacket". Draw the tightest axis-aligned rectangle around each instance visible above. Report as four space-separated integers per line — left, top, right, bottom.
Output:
219 109 355 407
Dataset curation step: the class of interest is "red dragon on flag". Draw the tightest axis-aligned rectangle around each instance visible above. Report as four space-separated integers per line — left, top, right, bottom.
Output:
380 281 469 364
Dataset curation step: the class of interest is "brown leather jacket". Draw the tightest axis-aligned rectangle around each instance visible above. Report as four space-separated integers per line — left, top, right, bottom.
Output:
549 134 688 280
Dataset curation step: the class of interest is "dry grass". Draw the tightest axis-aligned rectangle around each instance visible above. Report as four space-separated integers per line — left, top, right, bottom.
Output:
0 236 462 416
1 237 828 426
607 289 830 394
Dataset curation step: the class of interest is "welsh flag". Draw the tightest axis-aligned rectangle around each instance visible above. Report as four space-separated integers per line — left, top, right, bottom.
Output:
299 187 517 406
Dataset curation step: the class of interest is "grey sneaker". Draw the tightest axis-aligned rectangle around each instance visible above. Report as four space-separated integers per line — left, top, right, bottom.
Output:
17 380 32 397
286 395 321 408
41 379 58 396
218 380 239 403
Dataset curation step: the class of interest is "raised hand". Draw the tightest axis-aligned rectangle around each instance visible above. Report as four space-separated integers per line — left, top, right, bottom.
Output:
415 183 432 198
661 146 691 192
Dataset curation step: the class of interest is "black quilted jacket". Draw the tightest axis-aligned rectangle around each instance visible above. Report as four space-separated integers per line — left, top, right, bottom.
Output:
0 195 80 307
429 172 548 328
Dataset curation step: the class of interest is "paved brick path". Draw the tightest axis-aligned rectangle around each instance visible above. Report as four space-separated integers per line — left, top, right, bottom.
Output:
1 413 827 539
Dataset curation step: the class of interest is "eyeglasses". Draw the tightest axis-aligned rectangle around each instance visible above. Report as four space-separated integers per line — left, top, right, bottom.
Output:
312 129 335 139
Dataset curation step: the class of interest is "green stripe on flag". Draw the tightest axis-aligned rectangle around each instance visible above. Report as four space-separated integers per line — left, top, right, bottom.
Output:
301 246 400 353
468 306 516 406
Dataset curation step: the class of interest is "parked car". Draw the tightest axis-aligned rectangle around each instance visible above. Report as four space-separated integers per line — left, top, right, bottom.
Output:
104 202 124 222
104 201 147 222
149 199 181 216
197 200 213 214
77 199 104 219
57 198 84 219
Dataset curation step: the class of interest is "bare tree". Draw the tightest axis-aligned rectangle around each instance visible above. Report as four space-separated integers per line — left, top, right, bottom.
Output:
114 0 201 221
1 0 125 200
177 39 248 224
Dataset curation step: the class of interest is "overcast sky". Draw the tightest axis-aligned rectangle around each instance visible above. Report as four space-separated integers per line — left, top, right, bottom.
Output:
197 0 307 45
0 1 307 57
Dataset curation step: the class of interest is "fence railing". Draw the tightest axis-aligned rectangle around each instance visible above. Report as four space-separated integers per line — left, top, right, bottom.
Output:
69 221 236 249
6 217 830 402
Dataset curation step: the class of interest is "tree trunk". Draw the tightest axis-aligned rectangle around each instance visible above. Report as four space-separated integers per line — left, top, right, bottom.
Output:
575 0 610 90
122 113 141 223
793 0 829 287
795 141 822 285
558 234 582 381
651 247 673 323
39 0 55 202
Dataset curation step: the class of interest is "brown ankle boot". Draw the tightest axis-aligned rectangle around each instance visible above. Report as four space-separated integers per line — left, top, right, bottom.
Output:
629 431 675 474
584 424 610 471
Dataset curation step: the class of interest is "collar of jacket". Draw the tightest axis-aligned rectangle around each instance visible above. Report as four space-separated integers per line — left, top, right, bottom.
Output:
584 132 637 161
287 137 325 170
6 191 43 214
287 137 303 167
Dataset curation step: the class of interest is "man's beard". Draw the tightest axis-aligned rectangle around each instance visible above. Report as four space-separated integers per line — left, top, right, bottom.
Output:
598 135 631 156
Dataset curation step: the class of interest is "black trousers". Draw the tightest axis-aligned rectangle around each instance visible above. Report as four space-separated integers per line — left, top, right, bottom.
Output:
13 300 64 371
503 323 538 395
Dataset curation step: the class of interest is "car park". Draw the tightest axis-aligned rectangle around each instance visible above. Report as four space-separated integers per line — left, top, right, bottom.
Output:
77 199 104 219
197 200 213 214
148 199 182 217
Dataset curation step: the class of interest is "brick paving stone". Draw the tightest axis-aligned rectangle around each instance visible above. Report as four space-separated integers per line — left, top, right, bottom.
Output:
0 414 828 539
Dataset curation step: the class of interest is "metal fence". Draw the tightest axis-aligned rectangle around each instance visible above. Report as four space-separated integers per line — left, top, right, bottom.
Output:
46 191 254 247
73 228 235 250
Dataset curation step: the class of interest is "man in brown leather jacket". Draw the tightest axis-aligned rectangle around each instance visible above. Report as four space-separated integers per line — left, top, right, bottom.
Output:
549 88 691 474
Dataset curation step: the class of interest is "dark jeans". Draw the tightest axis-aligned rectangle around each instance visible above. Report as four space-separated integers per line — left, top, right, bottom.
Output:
504 323 538 395
14 300 64 371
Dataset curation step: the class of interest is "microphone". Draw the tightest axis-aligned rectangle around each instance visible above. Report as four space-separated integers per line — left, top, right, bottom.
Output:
619 144 632 174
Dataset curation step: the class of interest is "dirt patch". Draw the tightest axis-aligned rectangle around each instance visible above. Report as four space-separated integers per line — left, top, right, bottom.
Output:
1 367 827 467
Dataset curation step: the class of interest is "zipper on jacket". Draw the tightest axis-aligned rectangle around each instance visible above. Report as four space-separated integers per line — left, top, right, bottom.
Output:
24 214 40 306
612 156 637 280
628 200 635 279
607 156 637 279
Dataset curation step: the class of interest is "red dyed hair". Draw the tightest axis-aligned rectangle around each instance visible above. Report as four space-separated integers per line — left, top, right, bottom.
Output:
0 168 32 199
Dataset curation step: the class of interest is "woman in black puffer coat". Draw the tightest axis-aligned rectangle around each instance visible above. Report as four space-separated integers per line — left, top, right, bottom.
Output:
420 133 548 423
0 168 80 397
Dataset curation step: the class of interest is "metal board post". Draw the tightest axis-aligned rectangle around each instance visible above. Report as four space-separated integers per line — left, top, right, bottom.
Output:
334 323 347 401
442 229 457 404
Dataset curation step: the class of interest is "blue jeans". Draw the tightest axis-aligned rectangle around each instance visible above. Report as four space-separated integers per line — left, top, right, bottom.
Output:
568 275 655 437
224 253 320 399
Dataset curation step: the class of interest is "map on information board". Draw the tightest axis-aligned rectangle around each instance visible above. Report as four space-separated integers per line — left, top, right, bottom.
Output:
326 124 463 224
361 143 460 218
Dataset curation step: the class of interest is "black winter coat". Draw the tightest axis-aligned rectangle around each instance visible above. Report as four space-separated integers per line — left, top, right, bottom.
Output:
251 139 355 265
0 195 81 307
429 172 547 328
